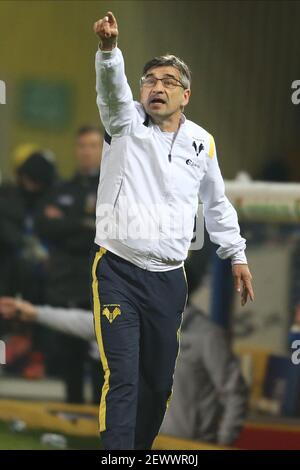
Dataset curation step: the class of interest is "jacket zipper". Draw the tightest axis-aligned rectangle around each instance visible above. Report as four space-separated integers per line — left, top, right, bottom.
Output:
168 122 181 163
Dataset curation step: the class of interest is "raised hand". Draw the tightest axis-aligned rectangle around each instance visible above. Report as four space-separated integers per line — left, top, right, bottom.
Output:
93 11 118 50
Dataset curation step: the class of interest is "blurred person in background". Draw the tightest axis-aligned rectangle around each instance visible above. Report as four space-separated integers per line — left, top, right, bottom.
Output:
0 149 58 378
0 296 104 402
0 147 57 299
14 150 58 303
36 125 103 403
12 143 41 174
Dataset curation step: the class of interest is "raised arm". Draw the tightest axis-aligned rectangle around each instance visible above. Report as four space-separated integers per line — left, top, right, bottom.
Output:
93 11 137 136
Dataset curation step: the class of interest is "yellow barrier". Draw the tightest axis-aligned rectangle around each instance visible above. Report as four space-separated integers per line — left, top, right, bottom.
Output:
0 400 98 437
0 399 229 450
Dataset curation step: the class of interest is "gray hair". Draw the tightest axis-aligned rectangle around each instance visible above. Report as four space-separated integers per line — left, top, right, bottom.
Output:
142 54 192 89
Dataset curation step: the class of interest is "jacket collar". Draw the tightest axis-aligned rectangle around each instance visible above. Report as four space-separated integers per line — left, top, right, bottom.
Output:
143 109 186 130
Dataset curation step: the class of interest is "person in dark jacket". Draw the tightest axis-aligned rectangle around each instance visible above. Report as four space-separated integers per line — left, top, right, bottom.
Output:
37 126 102 307
0 150 57 300
0 184 24 297
0 150 58 378
36 125 103 403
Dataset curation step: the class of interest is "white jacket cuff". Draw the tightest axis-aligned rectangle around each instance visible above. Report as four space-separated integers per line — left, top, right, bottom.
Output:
97 44 118 60
231 250 248 265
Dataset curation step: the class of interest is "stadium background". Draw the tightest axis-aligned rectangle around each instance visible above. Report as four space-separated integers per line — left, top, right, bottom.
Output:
1 0 300 450
1 0 300 179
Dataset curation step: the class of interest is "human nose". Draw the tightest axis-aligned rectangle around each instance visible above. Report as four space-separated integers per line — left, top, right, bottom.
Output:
152 79 165 92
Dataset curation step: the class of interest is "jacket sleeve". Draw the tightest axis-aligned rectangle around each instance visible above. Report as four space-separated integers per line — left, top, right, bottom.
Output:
36 306 94 341
95 46 139 136
198 135 247 264
200 326 249 445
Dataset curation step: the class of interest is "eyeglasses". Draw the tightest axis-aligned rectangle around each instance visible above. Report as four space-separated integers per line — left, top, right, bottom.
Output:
140 76 185 89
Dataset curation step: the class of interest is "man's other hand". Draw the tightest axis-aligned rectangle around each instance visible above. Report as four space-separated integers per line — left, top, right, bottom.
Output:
232 264 254 307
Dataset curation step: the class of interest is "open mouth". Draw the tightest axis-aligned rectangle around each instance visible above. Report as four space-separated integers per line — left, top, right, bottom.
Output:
149 97 166 105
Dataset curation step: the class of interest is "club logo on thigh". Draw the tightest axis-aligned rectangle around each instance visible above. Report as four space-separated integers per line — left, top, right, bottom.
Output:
102 304 121 323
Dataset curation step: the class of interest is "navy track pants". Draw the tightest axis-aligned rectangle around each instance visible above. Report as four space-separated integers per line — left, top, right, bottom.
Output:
90 244 188 450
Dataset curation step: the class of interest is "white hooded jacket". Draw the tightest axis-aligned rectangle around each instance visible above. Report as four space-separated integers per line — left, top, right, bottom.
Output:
94 46 247 271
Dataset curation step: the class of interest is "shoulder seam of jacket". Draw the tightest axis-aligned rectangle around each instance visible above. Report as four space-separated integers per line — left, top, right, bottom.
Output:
104 113 150 145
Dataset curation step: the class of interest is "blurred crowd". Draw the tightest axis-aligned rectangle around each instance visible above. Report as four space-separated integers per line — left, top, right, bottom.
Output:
0 125 103 403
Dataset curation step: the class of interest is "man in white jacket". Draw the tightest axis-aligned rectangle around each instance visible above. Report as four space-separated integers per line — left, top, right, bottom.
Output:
91 11 254 450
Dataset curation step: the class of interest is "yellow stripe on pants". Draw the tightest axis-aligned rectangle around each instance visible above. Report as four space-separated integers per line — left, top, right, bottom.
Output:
91 246 109 432
165 265 188 410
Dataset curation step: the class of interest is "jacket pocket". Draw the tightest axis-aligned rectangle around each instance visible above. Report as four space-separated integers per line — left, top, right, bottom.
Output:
112 177 124 211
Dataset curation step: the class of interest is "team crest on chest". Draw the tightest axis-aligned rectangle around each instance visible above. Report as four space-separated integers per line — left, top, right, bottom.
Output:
192 141 204 156
102 304 121 323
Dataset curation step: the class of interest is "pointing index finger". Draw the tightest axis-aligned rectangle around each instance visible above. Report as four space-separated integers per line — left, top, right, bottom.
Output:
106 11 116 24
